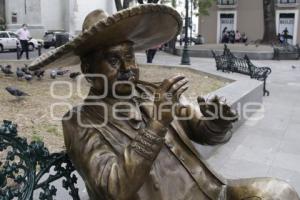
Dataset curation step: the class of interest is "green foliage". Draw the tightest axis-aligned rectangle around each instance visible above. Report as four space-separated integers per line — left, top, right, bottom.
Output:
161 0 177 7
194 0 216 16
32 133 43 143
160 0 216 16
0 17 6 31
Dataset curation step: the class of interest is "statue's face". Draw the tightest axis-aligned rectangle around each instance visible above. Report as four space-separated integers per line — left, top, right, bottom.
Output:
86 42 139 97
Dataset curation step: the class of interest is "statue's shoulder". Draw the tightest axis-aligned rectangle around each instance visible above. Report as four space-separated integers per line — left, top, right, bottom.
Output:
62 106 83 130
62 104 106 131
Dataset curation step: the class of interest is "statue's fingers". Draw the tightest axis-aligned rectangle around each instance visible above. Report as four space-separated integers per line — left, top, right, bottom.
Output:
197 96 206 104
161 75 185 92
169 78 189 94
174 85 189 100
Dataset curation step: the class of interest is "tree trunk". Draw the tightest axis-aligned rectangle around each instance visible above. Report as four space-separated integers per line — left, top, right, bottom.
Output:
262 0 277 44
0 0 5 22
123 0 133 9
114 0 123 11
171 0 177 7
149 0 160 3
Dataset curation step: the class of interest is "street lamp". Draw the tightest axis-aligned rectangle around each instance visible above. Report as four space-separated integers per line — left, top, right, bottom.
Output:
181 0 190 65
24 0 27 14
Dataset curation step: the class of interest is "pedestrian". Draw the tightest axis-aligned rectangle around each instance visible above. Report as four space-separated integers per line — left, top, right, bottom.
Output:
282 27 289 45
241 32 248 43
16 24 31 60
221 27 228 43
278 33 284 44
146 44 160 63
229 30 235 43
235 30 241 43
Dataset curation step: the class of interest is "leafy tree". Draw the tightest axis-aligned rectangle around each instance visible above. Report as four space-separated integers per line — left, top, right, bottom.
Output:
159 0 216 14
115 0 216 15
0 17 6 31
114 0 135 11
160 0 177 7
261 0 277 44
193 0 216 16
114 0 160 11
137 0 160 4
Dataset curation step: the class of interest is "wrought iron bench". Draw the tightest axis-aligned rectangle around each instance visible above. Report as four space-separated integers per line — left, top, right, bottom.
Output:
211 44 235 72
273 44 300 60
0 120 80 200
243 55 272 96
212 45 272 96
211 50 231 72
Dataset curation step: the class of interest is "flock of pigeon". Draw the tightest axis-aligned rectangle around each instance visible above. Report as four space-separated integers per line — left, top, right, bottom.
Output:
0 64 81 99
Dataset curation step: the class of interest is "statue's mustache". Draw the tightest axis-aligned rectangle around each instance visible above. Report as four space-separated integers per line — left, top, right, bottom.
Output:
117 70 136 81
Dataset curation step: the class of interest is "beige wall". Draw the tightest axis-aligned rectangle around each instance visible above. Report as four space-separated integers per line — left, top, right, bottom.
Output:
198 5 218 43
198 0 300 44
237 0 264 42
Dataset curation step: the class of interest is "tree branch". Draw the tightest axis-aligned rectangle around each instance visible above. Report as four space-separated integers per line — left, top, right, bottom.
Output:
114 0 123 11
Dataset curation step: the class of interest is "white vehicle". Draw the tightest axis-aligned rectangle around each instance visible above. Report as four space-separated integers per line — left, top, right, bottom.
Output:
0 31 42 52
0 31 19 52
27 38 43 51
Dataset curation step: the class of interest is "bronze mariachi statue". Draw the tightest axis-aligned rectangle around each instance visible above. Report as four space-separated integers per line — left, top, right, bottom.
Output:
29 4 300 200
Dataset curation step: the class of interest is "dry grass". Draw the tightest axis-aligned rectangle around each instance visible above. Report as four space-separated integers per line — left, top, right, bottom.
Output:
0 62 230 152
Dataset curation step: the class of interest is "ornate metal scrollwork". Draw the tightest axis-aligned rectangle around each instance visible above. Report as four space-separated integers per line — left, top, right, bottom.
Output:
0 120 80 200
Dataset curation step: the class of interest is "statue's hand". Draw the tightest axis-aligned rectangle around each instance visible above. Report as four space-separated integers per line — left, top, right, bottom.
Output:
153 75 189 127
197 96 238 127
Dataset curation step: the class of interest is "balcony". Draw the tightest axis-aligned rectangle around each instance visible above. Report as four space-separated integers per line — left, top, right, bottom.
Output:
276 0 299 7
217 0 237 9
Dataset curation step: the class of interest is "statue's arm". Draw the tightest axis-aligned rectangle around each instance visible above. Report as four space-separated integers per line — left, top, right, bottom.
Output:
63 119 167 200
179 96 237 145
185 105 233 145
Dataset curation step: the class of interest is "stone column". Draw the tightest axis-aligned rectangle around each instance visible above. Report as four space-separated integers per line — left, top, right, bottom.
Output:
0 0 5 22
65 0 78 35
5 0 44 38
106 0 116 15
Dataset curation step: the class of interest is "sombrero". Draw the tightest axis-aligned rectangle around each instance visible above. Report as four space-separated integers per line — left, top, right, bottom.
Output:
29 4 182 71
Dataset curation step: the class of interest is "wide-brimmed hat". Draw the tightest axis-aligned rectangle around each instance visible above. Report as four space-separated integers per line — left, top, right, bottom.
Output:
29 4 182 71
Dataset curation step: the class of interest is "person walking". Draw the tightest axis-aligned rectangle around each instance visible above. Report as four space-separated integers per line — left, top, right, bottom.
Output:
235 30 241 43
282 27 289 45
16 24 31 60
146 44 160 63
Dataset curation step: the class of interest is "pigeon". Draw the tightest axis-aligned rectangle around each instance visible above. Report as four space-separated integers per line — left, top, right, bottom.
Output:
34 70 45 80
69 72 81 80
0 65 13 75
21 64 32 75
57 70 70 76
5 87 29 98
16 67 24 79
50 70 57 79
24 74 33 82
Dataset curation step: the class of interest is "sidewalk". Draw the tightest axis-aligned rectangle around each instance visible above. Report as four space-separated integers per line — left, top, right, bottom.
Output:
174 44 274 60
137 51 300 194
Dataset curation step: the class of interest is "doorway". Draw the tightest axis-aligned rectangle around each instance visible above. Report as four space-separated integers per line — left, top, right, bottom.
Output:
276 10 299 45
217 11 237 43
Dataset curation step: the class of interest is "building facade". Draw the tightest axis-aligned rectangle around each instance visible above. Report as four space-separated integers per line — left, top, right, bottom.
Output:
199 0 300 45
1 0 116 38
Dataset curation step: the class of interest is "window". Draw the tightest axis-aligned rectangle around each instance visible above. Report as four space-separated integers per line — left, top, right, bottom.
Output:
0 32 9 38
9 32 18 38
218 0 236 5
